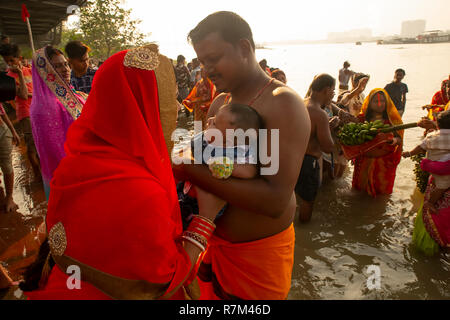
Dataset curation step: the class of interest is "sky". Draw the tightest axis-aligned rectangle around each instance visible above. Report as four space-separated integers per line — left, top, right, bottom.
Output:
71 0 450 59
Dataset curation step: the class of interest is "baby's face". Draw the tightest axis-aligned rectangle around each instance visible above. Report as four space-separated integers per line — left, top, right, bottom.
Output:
205 108 236 147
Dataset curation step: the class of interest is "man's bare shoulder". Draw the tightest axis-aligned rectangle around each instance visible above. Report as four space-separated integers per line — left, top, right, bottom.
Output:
267 85 306 113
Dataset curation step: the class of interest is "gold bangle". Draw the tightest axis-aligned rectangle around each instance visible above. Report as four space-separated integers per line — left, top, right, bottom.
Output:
183 231 208 248
196 216 216 229
181 235 206 252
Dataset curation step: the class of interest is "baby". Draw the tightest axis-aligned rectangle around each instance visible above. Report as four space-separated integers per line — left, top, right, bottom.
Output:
178 103 263 228
403 110 450 212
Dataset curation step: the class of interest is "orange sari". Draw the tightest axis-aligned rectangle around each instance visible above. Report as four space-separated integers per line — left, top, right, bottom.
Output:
352 89 404 197
183 77 216 129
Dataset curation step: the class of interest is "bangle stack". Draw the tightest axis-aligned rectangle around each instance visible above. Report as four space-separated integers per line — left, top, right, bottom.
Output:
181 216 216 252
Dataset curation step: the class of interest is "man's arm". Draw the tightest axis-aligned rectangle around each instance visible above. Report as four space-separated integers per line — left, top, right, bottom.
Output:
10 65 28 100
340 77 368 106
314 109 335 154
174 89 311 218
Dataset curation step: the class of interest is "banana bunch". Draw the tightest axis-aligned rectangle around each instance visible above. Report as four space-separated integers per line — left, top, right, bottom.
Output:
411 154 429 194
337 120 390 146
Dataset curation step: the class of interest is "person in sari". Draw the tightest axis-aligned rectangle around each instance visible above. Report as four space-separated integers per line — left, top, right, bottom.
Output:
183 67 217 130
25 44 220 300
352 88 403 197
431 78 449 106
412 158 450 256
30 46 86 200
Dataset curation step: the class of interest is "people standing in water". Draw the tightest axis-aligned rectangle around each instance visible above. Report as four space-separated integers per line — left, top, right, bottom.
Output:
0 43 41 182
384 69 408 117
431 77 449 106
175 55 192 102
174 11 310 300
183 67 217 129
0 102 20 212
403 110 450 212
411 111 450 256
352 89 403 197
338 61 355 93
65 41 96 94
271 69 287 84
338 73 369 117
296 74 337 223
25 44 222 300
29 46 86 200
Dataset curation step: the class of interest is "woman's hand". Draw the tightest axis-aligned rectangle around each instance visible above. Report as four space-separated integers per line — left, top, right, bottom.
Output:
388 137 402 146
402 151 411 158
196 187 226 222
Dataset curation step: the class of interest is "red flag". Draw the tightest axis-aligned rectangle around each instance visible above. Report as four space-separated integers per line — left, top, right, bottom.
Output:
21 4 30 22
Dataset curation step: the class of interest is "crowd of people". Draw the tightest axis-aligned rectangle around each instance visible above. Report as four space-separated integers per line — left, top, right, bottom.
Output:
0 10 448 300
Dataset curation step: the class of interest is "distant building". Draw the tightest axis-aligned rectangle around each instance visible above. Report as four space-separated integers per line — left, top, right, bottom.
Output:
401 20 426 38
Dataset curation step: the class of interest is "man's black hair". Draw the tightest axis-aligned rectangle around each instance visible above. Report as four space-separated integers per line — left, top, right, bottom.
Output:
310 74 336 92
395 68 406 76
437 110 450 129
188 11 255 51
64 41 89 60
0 43 20 58
177 55 185 64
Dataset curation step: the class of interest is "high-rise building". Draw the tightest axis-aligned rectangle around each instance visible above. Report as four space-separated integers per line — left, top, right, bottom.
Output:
401 20 426 38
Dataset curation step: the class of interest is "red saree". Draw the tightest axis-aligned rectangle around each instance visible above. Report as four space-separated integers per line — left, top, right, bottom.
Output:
352 89 403 197
420 159 450 250
431 80 449 106
26 45 191 300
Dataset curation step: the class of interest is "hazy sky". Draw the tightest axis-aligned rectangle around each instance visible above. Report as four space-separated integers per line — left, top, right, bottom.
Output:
70 0 447 59
124 0 450 41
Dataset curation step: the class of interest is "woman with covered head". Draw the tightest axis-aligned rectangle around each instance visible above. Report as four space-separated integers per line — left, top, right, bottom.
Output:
30 46 86 199
352 89 403 196
25 44 220 300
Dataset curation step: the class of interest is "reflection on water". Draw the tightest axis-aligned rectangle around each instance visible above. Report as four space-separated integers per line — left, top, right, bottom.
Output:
0 143 46 299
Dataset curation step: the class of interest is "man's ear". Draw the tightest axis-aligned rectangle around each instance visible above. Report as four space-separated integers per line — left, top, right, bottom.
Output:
238 39 253 58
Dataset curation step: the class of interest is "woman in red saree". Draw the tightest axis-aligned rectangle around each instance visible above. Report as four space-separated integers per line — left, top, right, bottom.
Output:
25 45 219 300
352 89 404 196
431 79 449 106
183 68 217 129
412 159 450 255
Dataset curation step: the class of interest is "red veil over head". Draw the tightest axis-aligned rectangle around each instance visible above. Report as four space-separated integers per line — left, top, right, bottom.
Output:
27 45 189 300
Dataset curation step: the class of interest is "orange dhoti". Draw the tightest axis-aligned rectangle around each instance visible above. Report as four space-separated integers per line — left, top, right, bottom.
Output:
197 224 295 300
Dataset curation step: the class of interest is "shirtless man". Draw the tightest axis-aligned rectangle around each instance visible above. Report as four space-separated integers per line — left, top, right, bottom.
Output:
296 74 337 223
173 11 310 300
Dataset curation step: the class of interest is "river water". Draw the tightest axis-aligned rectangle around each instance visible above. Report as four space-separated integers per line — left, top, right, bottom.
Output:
257 42 450 299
